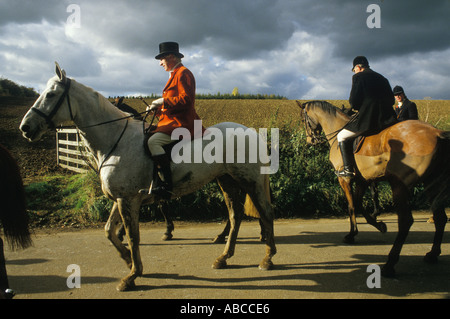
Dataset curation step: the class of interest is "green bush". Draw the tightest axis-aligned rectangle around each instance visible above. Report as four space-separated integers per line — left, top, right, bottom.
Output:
25 172 113 225
269 121 347 217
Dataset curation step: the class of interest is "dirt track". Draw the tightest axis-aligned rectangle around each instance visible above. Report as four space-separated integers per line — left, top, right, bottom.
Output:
5 212 450 300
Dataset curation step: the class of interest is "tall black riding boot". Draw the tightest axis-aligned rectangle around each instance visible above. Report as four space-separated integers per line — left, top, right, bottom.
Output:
336 141 355 178
151 153 173 199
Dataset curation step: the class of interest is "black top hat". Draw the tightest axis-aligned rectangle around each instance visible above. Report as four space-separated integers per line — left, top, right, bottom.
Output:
352 56 369 71
393 85 404 95
155 42 184 59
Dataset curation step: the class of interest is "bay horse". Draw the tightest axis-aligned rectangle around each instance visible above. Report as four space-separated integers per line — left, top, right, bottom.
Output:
299 100 450 276
0 144 32 299
19 63 276 291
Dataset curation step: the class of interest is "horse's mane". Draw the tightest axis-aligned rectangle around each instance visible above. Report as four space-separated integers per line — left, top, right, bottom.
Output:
303 100 350 120
72 79 124 115
0 144 32 250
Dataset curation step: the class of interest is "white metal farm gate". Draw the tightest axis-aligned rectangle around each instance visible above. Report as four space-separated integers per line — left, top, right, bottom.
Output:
56 128 95 173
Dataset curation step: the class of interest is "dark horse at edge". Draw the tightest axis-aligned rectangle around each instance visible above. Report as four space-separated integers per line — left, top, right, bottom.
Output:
0 144 32 299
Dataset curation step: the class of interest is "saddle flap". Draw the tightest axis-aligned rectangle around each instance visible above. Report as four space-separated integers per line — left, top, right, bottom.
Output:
353 136 365 154
352 131 387 156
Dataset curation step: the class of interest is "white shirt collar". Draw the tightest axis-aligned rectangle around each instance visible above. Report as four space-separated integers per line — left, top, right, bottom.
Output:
170 62 182 73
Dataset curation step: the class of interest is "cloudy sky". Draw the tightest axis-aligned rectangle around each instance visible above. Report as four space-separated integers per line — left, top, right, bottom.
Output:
1 0 449 100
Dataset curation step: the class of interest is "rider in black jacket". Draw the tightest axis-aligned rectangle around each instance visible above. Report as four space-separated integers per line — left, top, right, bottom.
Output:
336 56 397 178
392 85 419 122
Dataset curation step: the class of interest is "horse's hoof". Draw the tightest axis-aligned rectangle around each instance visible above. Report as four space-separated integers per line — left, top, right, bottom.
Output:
343 235 355 244
424 252 439 264
161 233 173 241
212 258 227 269
259 260 274 271
377 222 387 233
381 265 396 278
116 279 136 292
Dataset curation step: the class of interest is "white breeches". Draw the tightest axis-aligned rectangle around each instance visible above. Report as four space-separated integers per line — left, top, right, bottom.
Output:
147 132 172 156
336 129 360 143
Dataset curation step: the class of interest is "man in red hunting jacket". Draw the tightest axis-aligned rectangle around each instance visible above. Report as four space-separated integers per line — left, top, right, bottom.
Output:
146 42 204 198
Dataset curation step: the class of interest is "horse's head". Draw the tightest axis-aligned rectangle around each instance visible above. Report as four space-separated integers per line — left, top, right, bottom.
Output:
298 101 323 145
20 62 74 142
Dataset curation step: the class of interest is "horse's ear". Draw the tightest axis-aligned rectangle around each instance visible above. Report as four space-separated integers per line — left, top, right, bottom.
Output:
55 61 67 84
295 100 305 109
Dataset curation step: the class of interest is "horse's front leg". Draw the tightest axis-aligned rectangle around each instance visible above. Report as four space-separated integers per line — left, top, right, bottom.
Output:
423 187 448 263
116 198 143 291
105 202 131 268
212 220 230 244
159 202 174 241
258 219 266 242
355 180 387 234
338 177 358 244
369 182 381 219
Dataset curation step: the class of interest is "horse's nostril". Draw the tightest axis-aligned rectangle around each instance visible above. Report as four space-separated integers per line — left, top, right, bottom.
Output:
21 124 30 132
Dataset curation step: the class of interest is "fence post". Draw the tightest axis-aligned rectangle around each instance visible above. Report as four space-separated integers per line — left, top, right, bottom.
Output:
56 128 92 173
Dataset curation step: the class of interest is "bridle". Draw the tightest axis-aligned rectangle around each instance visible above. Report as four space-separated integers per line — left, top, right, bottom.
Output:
302 108 327 145
301 107 346 146
298 101 356 147
31 78 74 131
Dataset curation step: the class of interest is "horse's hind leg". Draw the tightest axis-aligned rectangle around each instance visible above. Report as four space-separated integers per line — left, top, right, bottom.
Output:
213 215 266 244
382 182 413 277
241 174 276 270
213 175 245 269
159 202 174 241
424 188 448 264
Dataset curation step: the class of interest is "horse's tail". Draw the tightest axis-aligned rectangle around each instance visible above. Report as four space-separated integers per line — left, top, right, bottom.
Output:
243 174 271 218
0 144 32 250
422 131 450 205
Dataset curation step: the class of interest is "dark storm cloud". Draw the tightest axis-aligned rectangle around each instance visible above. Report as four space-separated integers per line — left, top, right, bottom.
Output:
284 0 450 59
0 0 69 26
60 0 296 60
0 0 449 99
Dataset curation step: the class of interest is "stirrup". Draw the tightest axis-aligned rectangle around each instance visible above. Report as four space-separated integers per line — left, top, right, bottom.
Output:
139 180 154 195
335 168 355 178
151 183 173 199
